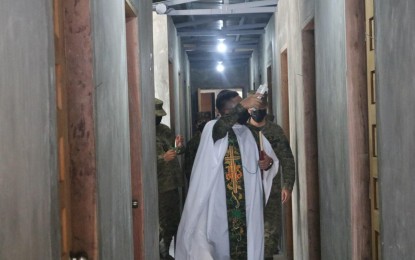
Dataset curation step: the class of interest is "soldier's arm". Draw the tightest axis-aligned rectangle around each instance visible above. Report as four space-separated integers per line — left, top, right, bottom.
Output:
264 123 296 191
156 142 168 166
175 144 186 155
165 125 185 155
212 104 249 142
212 94 262 142
175 135 186 154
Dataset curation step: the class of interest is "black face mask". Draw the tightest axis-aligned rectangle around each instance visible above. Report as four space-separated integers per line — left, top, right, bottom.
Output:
251 109 267 123
156 116 162 125
237 110 251 125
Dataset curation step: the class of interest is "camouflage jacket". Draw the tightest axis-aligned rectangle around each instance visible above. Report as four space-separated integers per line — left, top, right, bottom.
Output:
212 104 295 191
248 122 296 191
156 124 185 193
212 104 250 142
184 131 202 182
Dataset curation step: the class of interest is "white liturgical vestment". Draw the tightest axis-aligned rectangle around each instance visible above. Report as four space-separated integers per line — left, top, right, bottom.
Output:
176 120 279 260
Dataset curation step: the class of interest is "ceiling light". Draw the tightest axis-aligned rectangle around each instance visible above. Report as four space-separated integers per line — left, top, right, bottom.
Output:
217 39 227 53
219 20 224 30
216 62 225 72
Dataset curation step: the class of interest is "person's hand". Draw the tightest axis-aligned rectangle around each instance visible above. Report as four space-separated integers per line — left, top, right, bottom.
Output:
163 149 177 162
258 152 273 170
175 135 184 147
281 188 291 204
240 94 263 110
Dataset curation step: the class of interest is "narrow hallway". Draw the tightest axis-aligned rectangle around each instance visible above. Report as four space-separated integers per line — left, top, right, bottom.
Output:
1 0 415 260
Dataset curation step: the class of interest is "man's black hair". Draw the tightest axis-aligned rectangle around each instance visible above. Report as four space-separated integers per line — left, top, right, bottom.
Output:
216 90 239 114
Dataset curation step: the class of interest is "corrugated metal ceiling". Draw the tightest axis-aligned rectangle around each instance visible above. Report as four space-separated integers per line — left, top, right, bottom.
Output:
153 0 277 62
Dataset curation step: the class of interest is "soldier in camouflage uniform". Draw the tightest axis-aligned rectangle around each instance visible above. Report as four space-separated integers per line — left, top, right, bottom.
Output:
246 93 295 259
212 92 295 259
155 98 185 260
183 115 209 182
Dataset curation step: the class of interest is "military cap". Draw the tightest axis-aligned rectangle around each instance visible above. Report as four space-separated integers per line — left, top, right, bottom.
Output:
155 98 167 116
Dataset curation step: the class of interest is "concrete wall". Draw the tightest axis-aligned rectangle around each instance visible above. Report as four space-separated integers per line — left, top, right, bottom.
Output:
315 1 352 259
250 49 260 91
185 59 192 139
257 3 316 259
252 17 274 92
376 1 415 259
153 14 190 138
0 0 157 259
92 1 134 259
137 1 159 259
153 13 171 127
315 1 370 259
168 17 190 139
267 0 370 259
0 0 60 259
259 14 276 99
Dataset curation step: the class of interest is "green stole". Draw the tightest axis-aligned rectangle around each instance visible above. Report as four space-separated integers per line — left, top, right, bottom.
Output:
223 129 248 259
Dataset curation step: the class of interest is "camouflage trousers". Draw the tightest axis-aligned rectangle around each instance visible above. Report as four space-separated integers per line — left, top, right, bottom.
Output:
264 177 283 259
159 189 180 260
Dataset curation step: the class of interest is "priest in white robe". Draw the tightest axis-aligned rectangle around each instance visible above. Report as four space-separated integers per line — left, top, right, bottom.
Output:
176 91 280 260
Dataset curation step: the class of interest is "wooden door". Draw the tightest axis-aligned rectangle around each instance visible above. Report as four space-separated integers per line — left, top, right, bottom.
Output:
53 0 72 258
302 20 321 260
199 92 215 118
281 50 290 138
280 49 293 260
365 0 380 259
125 1 145 259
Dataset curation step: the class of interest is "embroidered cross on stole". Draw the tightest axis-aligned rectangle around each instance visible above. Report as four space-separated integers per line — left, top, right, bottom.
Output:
223 129 248 259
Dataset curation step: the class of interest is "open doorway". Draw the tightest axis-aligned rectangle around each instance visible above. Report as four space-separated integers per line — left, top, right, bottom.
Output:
197 88 243 120
199 92 216 119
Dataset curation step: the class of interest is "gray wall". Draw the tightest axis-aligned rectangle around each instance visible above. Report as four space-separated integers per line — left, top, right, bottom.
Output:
153 13 171 127
376 1 415 259
153 14 190 138
261 2 318 258
269 0 368 259
250 48 260 91
315 1 352 259
0 0 60 259
92 1 134 259
275 0 309 257
258 14 276 96
137 1 159 259
168 17 190 139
